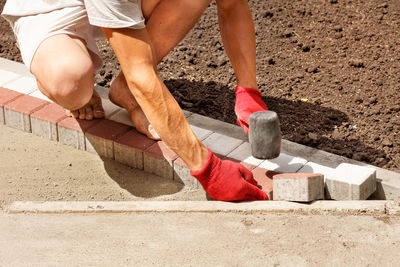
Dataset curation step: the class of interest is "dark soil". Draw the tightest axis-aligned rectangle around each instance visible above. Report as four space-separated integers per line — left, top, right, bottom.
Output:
1 0 399 172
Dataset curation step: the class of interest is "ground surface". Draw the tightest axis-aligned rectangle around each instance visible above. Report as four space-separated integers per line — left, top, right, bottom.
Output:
0 211 399 266
1 0 399 172
0 124 205 209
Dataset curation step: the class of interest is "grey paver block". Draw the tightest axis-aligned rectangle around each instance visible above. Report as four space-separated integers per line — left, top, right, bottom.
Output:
144 154 174 179
144 142 178 179
102 99 121 118
3 76 38 94
273 173 325 202
325 163 377 200
202 132 243 156
226 142 264 167
29 90 52 102
190 125 212 141
0 69 21 86
258 153 307 173
4 109 31 131
173 157 200 189
186 112 248 141
297 162 335 177
58 126 86 150
31 117 58 141
114 129 155 170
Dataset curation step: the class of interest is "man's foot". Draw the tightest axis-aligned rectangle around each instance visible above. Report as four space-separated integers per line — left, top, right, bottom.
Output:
109 72 160 140
66 91 105 120
234 86 268 134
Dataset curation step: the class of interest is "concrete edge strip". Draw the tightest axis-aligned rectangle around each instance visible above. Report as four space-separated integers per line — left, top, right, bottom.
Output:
6 201 399 215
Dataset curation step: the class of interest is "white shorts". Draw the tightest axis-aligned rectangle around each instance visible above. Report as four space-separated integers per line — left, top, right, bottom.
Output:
83 0 145 29
9 5 103 71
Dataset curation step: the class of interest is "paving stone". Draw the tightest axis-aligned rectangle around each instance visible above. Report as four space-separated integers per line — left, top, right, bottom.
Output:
3 76 37 94
29 90 52 102
31 103 67 141
58 117 101 150
0 57 32 77
297 162 335 177
252 167 278 200
226 142 264 167
258 153 307 173
0 69 21 86
173 157 200 189
109 109 134 127
190 125 213 141
273 173 325 202
0 87 23 124
325 163 377 200
101 99 121 118
182 109 192 118
202 132 243 157
85 119 131 158
94 85 109 99
4 94 49 132
186 112 248 141
144 141 178 179
114 129 156 169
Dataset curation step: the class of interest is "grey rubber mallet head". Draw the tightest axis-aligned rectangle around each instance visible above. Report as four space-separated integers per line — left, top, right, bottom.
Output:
249 111 281 159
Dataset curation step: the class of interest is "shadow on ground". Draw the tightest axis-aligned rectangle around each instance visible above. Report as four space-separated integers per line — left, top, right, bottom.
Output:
100 157 185 199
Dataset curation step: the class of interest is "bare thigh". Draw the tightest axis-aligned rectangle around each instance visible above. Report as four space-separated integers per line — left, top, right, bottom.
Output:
30 34 95 109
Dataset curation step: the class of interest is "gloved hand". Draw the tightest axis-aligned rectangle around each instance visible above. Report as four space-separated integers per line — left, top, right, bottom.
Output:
234 86 268 134
190 149 268 201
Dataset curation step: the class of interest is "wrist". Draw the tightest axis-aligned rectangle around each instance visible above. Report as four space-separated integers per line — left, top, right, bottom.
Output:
187 146 210 173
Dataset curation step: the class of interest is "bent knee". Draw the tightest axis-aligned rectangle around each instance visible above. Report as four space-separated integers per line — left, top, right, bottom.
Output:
45 59 94 110
124 65 160 98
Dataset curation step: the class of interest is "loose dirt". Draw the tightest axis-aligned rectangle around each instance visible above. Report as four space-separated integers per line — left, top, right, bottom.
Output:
1 0 399 172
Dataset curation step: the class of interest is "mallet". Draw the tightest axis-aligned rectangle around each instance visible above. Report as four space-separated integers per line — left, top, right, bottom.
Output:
249 111 281 159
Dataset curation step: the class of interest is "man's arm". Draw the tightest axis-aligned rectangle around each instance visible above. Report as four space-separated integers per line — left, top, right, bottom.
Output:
103 27 267 201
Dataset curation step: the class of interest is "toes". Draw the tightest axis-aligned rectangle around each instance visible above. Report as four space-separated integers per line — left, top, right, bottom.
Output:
85 105 93 120
66 109 79 118
78 107 86 120
93 103 105 119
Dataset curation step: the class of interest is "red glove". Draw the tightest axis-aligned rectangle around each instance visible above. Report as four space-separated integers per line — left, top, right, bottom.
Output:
234 86 268 134
190 149 268 201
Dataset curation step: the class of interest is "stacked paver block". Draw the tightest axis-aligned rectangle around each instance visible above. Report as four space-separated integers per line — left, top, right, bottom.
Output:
144 141 178 179
114 129 156 169
58 117 101 150
4 94 49 132
30 103 67 141
325 163 376 200
85 119 131 158
0 87 22 124
273 173 324 202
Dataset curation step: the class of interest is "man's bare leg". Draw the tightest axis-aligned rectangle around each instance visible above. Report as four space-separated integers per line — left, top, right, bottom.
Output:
31 34 104 120
216 0 257 89
103 27 208 171
108 0 210 138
